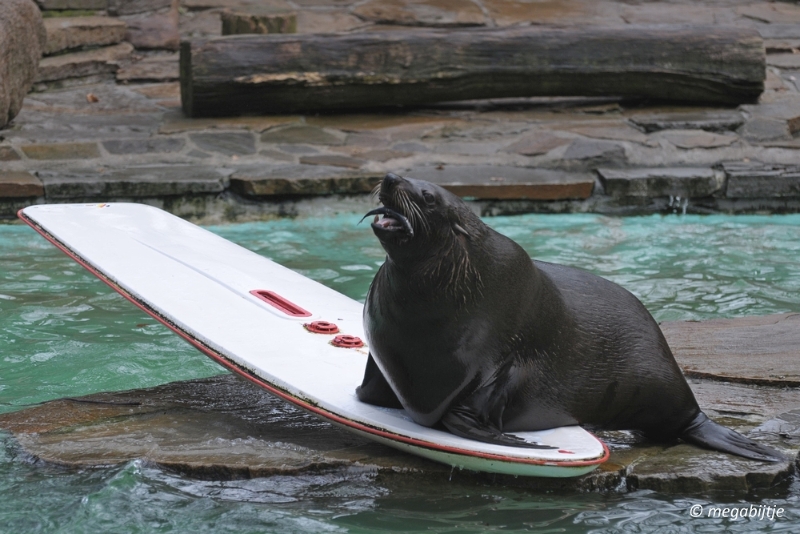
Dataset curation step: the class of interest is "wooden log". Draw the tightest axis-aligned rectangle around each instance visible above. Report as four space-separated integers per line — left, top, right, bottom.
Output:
180 25 765 117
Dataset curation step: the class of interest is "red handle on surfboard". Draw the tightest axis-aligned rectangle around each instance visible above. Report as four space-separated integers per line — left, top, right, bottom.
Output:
305 321 340 334
250 289 312 317
332 335 364 348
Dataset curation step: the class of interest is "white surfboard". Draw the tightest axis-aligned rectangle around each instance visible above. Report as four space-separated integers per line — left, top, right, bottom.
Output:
19 203 608 477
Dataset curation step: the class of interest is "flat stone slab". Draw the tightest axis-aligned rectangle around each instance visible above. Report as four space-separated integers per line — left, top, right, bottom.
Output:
664 313 800 386
102 136 184 154
34 42 134 83
722 162 800 198
260 124 346 145
230 165 380 196
561 139 626 166
767 54 800 69
116 53 179 82
43 16 127 56
0 171 44 197
107 0 172 17
37 0 107 9
352 0 487 27
38 165 229 198
0 371 795 492
189 131 256 155
20 141 101 160
121 6 180 51
159 112 299 134
652 129 738 149
406 165 595 200
628 110 745 133
0 146 20 161
597 167 723 198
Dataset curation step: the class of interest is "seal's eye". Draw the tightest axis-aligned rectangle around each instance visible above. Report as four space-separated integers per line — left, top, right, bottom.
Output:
422 190 435 205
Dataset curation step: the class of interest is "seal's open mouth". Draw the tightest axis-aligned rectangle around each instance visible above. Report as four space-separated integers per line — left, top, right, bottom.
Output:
360 206 414 237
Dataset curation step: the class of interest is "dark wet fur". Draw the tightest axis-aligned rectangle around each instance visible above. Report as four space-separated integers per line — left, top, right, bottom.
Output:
358 173 787 462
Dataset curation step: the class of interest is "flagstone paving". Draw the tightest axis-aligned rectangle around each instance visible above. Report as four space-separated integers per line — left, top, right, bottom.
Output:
2 0 800 221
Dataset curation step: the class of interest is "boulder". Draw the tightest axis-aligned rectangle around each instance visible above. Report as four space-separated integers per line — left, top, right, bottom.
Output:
0 0 46 128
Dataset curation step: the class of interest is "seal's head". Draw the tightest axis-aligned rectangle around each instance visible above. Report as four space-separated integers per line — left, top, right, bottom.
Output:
361 173 483 261
362 174 487 300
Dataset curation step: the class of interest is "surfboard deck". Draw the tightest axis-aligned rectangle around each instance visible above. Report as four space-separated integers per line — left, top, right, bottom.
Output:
19 203 608 477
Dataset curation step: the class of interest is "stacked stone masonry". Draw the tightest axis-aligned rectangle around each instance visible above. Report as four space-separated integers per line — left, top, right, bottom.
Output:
2 0 800 220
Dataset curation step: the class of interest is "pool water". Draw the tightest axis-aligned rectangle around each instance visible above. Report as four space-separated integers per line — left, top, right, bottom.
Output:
2 212 800 533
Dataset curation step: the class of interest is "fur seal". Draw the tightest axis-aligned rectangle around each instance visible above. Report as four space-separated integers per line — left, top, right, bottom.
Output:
356 172 785 462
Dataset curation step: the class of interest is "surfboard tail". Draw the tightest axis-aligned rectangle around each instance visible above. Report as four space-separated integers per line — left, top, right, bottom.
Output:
680 412 788 462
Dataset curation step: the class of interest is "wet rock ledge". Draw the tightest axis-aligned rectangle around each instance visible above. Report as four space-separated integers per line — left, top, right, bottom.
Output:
1 313 799 493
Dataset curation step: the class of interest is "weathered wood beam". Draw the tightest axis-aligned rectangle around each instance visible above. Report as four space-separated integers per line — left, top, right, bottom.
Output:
180 26 765 117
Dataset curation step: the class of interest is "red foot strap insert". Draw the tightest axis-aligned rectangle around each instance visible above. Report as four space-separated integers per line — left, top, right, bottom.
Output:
250 290 312 317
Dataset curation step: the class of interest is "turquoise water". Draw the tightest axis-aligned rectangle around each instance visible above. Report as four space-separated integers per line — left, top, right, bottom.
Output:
2 212 800 532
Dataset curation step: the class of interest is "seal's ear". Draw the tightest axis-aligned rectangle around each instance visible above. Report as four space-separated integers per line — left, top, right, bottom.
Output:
453 223 470 238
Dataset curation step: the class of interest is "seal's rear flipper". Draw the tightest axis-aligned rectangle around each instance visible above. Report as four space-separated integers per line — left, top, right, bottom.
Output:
442 408 558 450
680 412 788 462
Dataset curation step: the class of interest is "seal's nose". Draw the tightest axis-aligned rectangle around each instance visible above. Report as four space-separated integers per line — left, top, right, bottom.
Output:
383 173 403 190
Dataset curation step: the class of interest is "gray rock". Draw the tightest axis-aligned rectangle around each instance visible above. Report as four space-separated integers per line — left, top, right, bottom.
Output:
759 24 800 40
406 165 595 200
0 0 47 128
562 139 626 165
5 111 162 143
629 110 745 133
624 443 793 493
21 141 100 160
34 42 134 84
189 132 256 155
296 10 366 34
230 164 380 196
0 370 795 492
743 99 800 135
767 54 800 69
654 129 738 149
107 0 171 16
753 409 800 447
278 144 318 154
352 0 486 27
0 171 44 197
0 374 435 478
43 16 127 56
598 167 723 198
116 54 179 82
299 154 365 169
664 313 800 386
0 146 20 161
36 0 106 9
121 1 179 51
504 131 572 156
723 162 800 198
739 117 791 141
38 165 229 198
261 124 346 145
102 137 185 154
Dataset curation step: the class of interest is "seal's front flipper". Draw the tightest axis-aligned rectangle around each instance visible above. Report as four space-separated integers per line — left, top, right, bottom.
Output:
680 412 787 462
356 353 403 409
441 407 557 450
